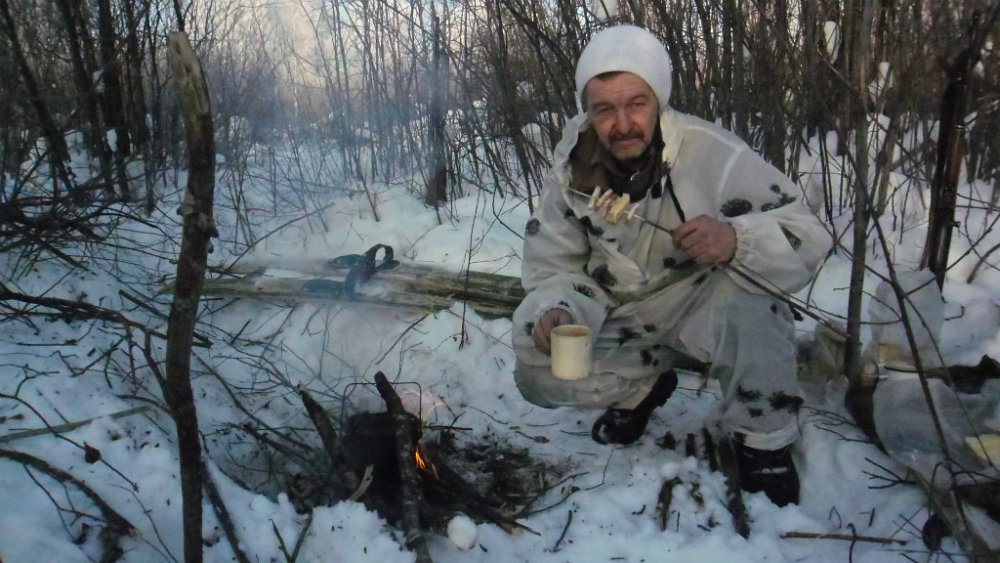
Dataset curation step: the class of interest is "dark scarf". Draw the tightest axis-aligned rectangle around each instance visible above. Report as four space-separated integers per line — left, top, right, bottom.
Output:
592 126 665 203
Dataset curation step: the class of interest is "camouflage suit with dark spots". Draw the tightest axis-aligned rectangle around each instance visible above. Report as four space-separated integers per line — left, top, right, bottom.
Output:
513 109 832 450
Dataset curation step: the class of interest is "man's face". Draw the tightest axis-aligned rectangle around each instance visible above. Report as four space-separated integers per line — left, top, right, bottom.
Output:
585 72 659 164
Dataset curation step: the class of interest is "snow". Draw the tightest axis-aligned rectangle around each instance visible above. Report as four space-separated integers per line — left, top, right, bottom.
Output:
1 133 999 563
446 514 478 550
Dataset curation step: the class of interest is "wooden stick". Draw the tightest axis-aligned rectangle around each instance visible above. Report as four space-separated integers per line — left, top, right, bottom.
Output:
298 387 359 498
203 459 253 563
373 372 432 563
656 477 682 532
781 531 906 545
0 405 151 444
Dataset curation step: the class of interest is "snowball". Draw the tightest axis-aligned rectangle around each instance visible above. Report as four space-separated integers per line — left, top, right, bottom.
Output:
446 514 478 550
660 460 681 480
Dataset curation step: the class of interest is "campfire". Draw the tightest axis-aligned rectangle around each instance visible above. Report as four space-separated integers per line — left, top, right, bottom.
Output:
267 371 553 559
337 382 537 531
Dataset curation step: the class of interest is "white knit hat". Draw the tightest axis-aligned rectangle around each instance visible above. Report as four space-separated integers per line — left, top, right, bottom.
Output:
575 25 672 112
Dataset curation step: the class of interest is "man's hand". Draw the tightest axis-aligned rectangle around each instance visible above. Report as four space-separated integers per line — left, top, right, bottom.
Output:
532 309 575 354
672 215 737 265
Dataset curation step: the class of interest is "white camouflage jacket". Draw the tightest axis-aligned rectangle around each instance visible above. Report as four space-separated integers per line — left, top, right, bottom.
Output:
520 109 832 332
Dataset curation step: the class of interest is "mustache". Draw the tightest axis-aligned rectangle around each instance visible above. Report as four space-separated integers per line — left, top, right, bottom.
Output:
610 132 643 141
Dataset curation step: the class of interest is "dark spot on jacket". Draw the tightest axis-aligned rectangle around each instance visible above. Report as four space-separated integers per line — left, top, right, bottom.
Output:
720 198 753 217
770 304 778 314
664 257 697 270
618 327 639 346
591 264 618 288
736 385 762 402
692 273 709 286
770 391 804 413
641 349 654 366
643 324 657 333
557 300 570 309
564 208 577 219
792 308 803 321
762 191 797 212
781 227 802 249
525 218 540 235
574 284 596 299
748 408 765 418
579 216 605 237
769 184 781 194
524 322 534 336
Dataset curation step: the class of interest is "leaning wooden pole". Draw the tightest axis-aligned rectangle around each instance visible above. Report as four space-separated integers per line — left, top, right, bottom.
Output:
164 31 216 563
374 372 433 563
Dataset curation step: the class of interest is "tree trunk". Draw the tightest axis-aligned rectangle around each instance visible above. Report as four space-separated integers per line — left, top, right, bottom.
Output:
164 30 216 563
425 7 448 207
0 0 74 195
55 0 115 195
97 0 130 199
842 0 875 391
921 11 996 289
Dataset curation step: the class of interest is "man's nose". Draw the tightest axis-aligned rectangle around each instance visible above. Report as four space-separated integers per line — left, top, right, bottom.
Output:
614 108 631 131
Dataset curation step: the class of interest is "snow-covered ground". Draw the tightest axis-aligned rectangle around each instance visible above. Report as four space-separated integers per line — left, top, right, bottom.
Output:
1 134 998 562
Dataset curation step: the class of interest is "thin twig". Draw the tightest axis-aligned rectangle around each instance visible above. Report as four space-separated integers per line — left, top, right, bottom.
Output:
781 530 907 544
0 406 151 444
551 509 573 552
203 460 253 563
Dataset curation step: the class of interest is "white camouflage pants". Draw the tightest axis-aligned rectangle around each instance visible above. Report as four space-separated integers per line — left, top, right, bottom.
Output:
512 269 802 450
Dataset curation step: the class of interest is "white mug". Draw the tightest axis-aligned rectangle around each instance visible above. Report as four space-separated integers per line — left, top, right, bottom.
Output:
551 324 592 380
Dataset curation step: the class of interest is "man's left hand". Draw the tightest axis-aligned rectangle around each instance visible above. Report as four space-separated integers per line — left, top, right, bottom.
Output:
672 215 737 265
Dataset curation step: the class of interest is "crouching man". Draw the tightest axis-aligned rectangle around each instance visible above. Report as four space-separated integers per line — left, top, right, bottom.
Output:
512 25 832 506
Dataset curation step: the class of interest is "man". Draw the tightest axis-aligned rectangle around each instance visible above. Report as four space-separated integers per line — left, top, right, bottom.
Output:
512 25 832 507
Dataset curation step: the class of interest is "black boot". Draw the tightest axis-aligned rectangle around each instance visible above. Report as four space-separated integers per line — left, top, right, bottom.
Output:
592 370 678 445
737 442 800 507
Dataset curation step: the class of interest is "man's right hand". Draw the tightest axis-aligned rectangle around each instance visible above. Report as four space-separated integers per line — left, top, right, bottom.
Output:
532 309 575 354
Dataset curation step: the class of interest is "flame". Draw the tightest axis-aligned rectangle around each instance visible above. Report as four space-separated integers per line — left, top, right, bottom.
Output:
414 445 439 479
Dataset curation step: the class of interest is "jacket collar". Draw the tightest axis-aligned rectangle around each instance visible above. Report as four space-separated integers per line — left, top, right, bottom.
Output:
658 107 681 168
555 107 680 173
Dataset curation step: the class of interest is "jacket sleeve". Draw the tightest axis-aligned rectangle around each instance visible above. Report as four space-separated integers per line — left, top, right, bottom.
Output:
519 174 612 332
721 148 833 295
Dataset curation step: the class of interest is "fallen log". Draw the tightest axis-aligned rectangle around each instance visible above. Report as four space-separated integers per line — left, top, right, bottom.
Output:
179 259 525 318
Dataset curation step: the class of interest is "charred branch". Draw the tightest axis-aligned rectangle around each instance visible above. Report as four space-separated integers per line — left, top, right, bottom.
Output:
373 371 433 563
298 387 359 498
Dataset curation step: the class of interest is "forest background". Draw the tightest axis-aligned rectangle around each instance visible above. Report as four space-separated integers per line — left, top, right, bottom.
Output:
2 0 1000 561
